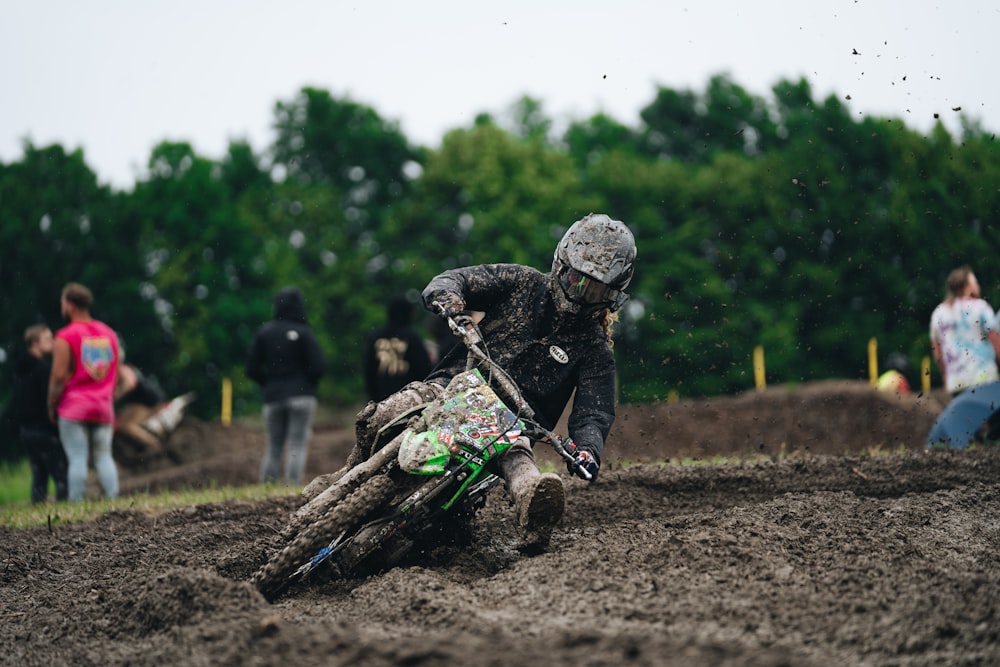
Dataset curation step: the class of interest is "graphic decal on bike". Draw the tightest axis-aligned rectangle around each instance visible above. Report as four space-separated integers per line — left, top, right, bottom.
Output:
398 369 522 474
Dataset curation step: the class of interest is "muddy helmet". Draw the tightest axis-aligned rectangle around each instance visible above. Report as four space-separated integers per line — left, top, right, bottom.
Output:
552 213 636 312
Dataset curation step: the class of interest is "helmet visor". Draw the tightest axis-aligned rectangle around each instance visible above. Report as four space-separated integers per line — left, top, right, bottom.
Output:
558 266 620 307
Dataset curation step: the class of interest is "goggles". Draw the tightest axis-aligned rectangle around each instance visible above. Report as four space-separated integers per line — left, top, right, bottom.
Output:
558 265 621 307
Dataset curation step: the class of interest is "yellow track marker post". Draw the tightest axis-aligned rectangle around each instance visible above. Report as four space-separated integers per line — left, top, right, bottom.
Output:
868 338 878 386
221 377 232 427
753 345 766 391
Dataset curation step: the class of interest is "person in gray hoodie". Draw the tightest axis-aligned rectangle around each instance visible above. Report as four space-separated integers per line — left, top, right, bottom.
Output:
246 287 327 484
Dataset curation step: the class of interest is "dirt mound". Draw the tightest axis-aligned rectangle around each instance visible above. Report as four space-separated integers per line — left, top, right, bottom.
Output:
602 379 945 461
104 567 264 637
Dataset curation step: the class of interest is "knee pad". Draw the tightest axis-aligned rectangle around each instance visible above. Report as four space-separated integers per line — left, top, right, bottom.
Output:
354 401 380 459
355 401 378 432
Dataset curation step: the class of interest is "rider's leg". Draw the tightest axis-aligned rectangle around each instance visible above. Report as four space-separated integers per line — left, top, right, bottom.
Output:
498 437 565 549
302 381 444 500
351 381 444 463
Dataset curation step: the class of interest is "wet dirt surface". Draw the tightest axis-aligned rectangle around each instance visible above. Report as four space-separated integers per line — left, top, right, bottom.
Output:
4 381 999 666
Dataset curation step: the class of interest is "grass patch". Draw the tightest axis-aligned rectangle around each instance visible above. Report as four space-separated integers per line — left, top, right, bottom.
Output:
0 483 299 529
0 459 35 505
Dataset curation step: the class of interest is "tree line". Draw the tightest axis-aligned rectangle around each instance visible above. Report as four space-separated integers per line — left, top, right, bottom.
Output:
2 74 998 461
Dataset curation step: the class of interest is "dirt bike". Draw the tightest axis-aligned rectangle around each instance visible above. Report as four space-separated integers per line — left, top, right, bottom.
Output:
251 314 589 601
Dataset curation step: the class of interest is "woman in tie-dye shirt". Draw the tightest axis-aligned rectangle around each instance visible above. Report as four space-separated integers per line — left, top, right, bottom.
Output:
930 266 1000 394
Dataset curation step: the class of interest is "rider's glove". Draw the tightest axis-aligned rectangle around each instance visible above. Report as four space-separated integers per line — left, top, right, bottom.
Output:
430 292 466 320
568 449 600 482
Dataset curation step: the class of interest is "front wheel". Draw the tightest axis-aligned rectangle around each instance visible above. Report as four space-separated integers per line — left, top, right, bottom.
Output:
252 473 398 601
284 438 403 539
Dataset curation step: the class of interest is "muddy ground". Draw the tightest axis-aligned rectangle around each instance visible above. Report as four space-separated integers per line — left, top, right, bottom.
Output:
4 381 1000 666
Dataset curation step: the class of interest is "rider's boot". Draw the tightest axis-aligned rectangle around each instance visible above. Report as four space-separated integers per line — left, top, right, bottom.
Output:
500 447 565 549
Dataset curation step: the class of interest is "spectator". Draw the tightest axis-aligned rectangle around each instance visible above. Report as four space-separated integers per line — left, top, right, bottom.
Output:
363 295 433 402
116 362 166 408
246 287 327 485
875 352 912 395
48 282 122 502
930 265 1000 395
425 313 460 367
14 324 68 503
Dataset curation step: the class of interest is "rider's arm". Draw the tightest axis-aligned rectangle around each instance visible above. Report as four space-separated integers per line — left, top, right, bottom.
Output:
422 264 530 315
566 346 617 463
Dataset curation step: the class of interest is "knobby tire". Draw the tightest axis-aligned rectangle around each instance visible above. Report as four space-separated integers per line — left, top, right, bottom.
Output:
253 473 397 601
284 440 403 539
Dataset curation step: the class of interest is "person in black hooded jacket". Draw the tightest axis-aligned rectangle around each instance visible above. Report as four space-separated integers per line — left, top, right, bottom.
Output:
246 287 327 485
307 213 637 549
363 295 433 402
13 324 68 502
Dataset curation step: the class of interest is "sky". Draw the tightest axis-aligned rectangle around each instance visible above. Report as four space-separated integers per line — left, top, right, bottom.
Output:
2 1 998 189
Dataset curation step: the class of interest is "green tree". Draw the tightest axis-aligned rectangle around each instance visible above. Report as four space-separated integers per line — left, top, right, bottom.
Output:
271 87 420 219
0 143 159 460
397 118 600 277
563 112 641 170
124 141 273 417
638 74 778 163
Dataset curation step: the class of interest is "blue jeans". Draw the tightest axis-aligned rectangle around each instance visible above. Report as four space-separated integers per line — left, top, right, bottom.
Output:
261 395 317 485
58 419 119 502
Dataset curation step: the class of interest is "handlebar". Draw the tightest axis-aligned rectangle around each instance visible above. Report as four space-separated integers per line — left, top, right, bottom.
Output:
438 309 593 482
523 423 593 481
444 313 534 419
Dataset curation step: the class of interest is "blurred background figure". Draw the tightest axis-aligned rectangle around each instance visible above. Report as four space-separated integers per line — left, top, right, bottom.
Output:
929 265 1000 395
13 324 68 503
246 287 326 485
424 313 459 367
49 282 121 502
113 360 197 464
876 352 912 395
363 294 432 402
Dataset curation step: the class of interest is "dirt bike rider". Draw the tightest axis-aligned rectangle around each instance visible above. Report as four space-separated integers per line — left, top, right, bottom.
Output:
309 213 636 548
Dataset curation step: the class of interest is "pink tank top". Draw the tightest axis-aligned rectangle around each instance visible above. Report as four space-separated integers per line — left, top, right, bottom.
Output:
56 320 120 423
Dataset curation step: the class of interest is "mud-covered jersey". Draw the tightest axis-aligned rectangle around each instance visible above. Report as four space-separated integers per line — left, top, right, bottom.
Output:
422 263 616 461
930 296 1000 393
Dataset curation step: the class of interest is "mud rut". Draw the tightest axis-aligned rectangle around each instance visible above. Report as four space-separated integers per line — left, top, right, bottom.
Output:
4 384 1000 666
